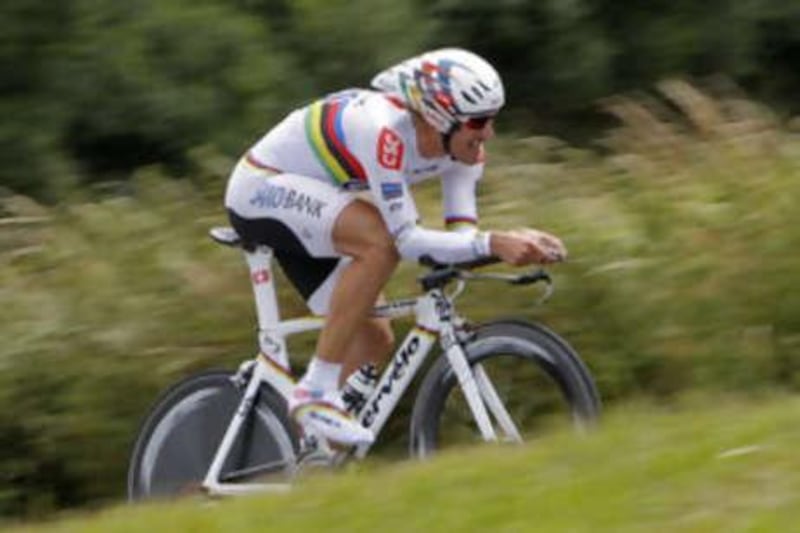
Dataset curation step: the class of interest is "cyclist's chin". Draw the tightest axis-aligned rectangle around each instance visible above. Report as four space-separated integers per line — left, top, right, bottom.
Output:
451 144 484 166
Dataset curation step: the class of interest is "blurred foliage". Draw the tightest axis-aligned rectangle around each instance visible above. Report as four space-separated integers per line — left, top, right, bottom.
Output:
54 0 296 172
3 0 800 522
2 0 800 198
2 82 800 519
267 0 428 90
1 0 303 199
423 0 800 137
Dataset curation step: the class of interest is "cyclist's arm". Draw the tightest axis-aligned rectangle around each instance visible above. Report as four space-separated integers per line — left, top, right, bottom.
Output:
352 125 490 264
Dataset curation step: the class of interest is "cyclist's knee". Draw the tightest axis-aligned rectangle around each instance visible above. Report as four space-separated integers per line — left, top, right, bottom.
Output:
365 239 399 272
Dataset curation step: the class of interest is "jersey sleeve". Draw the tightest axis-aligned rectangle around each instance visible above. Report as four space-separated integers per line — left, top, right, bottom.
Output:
348 106 491 264
441 163 482 233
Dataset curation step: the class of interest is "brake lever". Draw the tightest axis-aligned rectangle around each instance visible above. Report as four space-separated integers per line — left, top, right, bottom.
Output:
509 269 553 304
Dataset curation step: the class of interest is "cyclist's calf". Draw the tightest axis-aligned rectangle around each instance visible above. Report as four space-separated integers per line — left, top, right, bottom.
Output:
341 317 395 381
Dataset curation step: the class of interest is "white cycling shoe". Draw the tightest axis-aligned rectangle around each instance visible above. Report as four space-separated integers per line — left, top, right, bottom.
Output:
289 385 375 446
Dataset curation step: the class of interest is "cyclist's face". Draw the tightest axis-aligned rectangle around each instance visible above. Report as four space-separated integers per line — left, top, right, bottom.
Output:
449 117 496 165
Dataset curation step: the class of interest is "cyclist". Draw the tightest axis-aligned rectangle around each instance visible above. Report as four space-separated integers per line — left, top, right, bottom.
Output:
224 48 567 445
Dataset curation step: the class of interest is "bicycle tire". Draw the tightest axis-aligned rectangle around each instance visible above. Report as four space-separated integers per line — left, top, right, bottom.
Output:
127 370 297 501
409 320 600 457
482 319 602 411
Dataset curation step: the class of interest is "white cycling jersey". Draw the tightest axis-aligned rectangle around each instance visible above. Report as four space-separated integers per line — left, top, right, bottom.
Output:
231 89 491 264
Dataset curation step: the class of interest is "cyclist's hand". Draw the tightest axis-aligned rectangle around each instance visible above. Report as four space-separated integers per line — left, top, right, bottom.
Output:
517 228 567 263
489 229 567 266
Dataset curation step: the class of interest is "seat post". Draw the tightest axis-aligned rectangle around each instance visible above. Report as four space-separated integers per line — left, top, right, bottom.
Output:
244 247 290 370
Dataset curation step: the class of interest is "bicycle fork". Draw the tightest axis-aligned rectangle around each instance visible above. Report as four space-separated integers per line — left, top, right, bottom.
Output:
437 297 523 444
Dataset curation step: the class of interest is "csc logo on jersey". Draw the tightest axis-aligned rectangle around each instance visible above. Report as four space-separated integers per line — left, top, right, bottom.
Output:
377 128 404 170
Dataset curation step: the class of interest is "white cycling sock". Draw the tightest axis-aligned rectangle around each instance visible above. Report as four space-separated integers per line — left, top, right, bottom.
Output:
301 357 342 392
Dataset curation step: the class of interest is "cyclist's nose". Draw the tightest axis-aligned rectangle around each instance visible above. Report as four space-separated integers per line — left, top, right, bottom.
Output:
479 121 496 140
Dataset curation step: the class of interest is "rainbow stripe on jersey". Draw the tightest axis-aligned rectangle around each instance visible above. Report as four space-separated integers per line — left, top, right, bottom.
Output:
445 216 478 231
305 95 367 188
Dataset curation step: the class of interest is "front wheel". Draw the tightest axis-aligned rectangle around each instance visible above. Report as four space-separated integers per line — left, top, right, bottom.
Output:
127 370 297 501
410 320 601 457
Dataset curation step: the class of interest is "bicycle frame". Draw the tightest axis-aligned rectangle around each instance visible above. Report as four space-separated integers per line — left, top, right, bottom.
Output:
201 238 518 496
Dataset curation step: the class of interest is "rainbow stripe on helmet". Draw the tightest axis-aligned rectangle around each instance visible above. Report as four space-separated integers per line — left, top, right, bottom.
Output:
305 95 367 188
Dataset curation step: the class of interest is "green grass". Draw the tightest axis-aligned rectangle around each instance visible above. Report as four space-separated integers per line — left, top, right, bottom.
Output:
9 395 799 532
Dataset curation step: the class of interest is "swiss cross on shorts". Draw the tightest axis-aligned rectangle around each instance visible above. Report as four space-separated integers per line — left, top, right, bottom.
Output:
377 127 404 171
251 269 271 285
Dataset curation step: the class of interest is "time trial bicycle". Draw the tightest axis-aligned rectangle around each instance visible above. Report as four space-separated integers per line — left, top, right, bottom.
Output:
127 226 601 500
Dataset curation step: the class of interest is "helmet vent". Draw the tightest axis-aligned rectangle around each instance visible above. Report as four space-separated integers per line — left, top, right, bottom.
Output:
370 48 505 134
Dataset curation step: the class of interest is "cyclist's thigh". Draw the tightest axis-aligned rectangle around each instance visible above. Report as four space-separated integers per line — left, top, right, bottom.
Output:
331 197 395 258
226 170 358 315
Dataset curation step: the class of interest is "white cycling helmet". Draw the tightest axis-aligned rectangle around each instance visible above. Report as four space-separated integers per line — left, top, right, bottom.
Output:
371 48 505 133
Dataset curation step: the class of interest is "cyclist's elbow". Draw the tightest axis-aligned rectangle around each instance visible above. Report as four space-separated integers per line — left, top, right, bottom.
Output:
393 224 424 261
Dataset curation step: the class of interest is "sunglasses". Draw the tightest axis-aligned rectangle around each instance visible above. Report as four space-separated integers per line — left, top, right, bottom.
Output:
463 115 495 130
